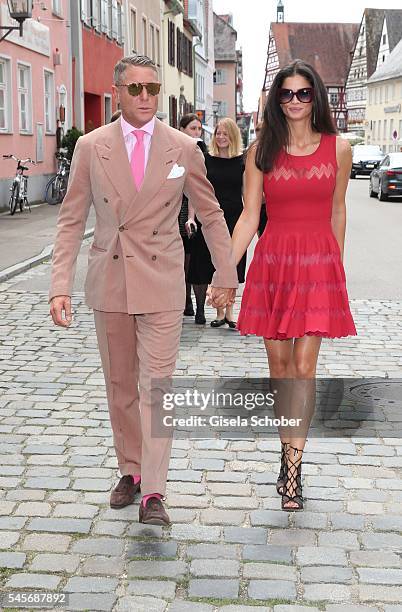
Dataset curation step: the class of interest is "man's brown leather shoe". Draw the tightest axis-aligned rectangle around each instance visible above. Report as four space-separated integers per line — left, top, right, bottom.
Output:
110 475 141 509
139 496 170 526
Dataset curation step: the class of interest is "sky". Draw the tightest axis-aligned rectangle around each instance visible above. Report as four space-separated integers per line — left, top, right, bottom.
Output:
212 0 402 112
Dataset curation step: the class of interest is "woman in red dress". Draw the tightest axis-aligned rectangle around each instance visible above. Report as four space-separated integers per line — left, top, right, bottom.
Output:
232 60 357 511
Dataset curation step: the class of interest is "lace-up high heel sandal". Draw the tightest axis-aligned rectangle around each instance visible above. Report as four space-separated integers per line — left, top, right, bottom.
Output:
276 442 287 495
281 444 304 512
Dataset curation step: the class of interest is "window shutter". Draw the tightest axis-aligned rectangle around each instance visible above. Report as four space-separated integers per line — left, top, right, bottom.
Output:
120 3 125 44
81 0 87 24
101 0 108 33
92 0 99 29
112 0 118 40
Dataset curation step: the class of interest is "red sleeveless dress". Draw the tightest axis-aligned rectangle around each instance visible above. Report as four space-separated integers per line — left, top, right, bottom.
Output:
237 133 357 340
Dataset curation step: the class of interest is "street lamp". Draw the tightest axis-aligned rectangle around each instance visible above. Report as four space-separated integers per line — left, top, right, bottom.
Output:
0 0 33 43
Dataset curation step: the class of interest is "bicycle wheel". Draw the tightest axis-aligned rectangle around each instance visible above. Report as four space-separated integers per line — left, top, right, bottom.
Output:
45 176 62 205
59 176 68 202
9 183 19 215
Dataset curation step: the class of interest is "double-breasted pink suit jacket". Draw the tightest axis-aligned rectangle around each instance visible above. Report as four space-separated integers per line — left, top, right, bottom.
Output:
49 117 239 309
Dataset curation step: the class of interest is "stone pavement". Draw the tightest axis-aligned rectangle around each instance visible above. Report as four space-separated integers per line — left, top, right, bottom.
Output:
1 253 402 611
0 203 95 274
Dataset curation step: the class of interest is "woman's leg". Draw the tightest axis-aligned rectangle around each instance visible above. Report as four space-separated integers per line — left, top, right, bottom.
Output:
282 335 322 509
183 253 194 315
193 283 208 323
263 338 295 378
263 338 295 495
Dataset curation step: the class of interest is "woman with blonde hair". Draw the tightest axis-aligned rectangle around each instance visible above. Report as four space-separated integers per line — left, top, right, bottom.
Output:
188 117 247 326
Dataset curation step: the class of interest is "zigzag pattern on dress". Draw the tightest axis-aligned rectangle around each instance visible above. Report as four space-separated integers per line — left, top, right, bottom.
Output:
267 163 336 182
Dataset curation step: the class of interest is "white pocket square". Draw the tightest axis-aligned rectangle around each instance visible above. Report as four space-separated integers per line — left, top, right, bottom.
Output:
167 163 185 179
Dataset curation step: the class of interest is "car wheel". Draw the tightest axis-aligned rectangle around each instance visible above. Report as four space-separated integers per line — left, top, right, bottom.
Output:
378 181 388 201
369 179 377 198
350 171 356 179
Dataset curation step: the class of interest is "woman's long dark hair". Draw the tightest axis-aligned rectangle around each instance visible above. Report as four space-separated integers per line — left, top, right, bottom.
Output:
255 59 337 173
179 113 202 130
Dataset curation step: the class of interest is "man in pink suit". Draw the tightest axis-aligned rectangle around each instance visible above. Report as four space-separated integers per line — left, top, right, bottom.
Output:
49 55 238 526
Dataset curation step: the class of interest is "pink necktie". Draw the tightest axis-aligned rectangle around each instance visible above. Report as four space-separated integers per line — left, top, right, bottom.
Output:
130 129 145 190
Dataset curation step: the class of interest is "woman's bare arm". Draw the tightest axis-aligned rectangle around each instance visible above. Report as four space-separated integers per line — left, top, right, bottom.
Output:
231 146 263 264
331 137 352 262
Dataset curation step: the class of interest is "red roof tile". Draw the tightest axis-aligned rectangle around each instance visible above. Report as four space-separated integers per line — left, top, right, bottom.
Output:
272 22 359 86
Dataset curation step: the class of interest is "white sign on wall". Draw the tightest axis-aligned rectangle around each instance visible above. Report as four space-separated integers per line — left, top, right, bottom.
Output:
0 6 50 57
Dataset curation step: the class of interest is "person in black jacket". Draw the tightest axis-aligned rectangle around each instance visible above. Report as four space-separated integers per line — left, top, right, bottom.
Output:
178 113 207 316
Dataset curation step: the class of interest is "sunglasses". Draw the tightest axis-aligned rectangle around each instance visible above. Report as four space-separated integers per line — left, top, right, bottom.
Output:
278 87 314 104
118 82 161 97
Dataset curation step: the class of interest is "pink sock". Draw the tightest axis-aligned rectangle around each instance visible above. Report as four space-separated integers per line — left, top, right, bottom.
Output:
132 475 141 485
142 493 162 506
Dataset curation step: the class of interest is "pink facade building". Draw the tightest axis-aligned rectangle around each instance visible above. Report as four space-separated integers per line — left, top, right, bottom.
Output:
0 0 71 208
213 13 237 123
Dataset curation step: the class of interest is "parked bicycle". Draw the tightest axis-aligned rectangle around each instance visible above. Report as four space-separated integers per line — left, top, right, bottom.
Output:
44 151 70 205
2 154 36 215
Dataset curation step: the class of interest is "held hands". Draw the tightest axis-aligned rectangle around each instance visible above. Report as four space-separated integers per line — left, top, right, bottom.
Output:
50 296 73 328
206 286 236 309
185 218 197 238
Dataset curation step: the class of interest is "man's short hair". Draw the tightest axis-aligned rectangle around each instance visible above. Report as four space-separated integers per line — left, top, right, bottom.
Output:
113 55 158 85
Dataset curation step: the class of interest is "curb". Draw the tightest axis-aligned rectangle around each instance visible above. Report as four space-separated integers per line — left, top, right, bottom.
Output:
0 227 94 283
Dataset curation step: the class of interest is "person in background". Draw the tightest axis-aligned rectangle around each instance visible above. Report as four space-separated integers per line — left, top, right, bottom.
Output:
178 113 205 316
188 117 246 327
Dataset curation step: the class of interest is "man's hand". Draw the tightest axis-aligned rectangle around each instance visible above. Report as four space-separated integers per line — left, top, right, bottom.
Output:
50 296 73 327
185 218 197 238
207 286 236 309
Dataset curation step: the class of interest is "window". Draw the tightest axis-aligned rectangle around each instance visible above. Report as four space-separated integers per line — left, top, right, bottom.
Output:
156 28 161 66
378 120 381 140
58 85 67 127
383 119 387 140
176 31 192 75
383 33 386 44
150 24 155 62
372 121 376 136
214 68 226 84
142 17 147 55
81 0 92 25
93 0 101 31
52 0 62 16
17 63 32 133
390 118 394 139
117 1 124 44
169 95 178 128
216 101 227 117
111 0 118 40
104 94 112 124
44 70 55 133
101 0 110 35
130 9 137 52
168 20 175 66
382 54 385 63
385 85 388 103
176 27 182 71
0 57 11 132
330 92 339 106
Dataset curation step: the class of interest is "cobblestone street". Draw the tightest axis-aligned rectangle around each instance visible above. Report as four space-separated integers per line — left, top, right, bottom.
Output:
1 254 402 611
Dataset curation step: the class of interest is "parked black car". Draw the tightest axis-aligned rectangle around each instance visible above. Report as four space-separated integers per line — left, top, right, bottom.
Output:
351 145 384 178
369 153 402 201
